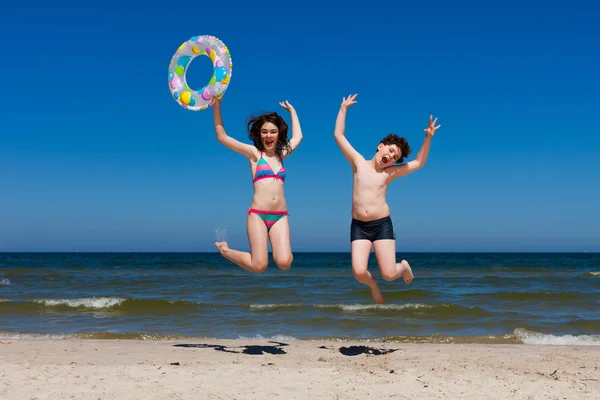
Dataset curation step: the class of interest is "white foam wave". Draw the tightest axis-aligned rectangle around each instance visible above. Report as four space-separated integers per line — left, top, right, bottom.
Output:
589 272 600 276
250 304 301 310
515 328 600 346
0 332 68 340
36 297 125 309
0 278 9 285
315 303 429 311
236 334 297 341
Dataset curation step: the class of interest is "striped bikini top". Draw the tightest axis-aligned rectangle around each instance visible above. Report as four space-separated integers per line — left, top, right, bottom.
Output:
252 152 286 183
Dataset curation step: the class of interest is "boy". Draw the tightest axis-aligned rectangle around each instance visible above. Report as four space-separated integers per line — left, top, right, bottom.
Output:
334 94 440 303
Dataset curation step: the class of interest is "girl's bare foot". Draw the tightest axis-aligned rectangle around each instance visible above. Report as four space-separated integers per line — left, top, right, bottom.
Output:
214 241 229 256
399 260 414 284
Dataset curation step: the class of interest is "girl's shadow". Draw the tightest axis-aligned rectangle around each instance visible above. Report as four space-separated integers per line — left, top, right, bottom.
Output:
174 341 288 355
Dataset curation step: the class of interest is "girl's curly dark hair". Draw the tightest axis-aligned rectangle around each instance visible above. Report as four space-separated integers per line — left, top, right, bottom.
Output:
247 112 291 159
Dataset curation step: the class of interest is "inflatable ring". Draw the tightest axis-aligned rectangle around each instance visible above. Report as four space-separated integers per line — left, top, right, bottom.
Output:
168 35 232 111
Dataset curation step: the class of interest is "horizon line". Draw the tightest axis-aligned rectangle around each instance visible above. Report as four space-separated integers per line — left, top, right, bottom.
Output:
0 251 597 254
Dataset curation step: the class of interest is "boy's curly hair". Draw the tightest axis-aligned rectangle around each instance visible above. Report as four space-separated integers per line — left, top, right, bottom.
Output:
378 134 411 164
246 112 291 160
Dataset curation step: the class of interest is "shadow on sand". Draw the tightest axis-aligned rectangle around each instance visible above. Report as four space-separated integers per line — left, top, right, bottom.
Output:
176 342 396 357
174 341 289 355
338 346 398 356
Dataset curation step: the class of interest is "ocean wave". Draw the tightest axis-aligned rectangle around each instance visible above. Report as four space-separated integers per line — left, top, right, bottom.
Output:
249 304 303 310
316 302 477 311
0 298 493 320
373 333 519 344
0 330 511 343
236 334 297 341
0 332 69 340
313 303 492 319
315 303 430 311
250 303 439 312
37 297 126 309
463 291 584 301
514 328 600 346
2 329 600 345
0 297 207 313
589 272 600 276
0 330 298 341
0 331 185 340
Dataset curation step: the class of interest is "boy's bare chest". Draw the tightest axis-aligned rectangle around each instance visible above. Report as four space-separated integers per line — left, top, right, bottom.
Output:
354 167 388 189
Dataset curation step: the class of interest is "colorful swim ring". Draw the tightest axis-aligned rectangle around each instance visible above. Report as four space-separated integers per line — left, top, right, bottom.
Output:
168 35 232 111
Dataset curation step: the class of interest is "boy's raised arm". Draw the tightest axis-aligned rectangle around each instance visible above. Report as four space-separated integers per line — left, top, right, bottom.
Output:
334 94 363 167
389 115 441 179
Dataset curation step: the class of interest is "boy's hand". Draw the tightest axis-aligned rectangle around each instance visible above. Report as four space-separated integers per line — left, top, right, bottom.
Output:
340 94 358 110
279 100 295 113
425 115 441 137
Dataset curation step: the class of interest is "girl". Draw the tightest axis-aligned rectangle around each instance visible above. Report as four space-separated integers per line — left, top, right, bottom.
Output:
212 97 303 273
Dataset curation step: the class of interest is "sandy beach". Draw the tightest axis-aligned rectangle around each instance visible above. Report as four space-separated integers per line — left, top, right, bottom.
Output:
1 339 599 399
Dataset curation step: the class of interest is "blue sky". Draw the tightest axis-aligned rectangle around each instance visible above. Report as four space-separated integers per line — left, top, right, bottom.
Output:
1 0 599 252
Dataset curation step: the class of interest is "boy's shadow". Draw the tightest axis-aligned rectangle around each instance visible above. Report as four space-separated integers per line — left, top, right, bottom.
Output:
174 341 288 355
319 345 398 356
339 345 397 356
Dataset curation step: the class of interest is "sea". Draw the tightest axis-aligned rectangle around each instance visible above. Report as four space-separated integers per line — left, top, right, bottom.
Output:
1 252 599 345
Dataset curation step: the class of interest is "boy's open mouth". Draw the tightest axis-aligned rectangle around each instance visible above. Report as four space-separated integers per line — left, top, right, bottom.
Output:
382 156 389 164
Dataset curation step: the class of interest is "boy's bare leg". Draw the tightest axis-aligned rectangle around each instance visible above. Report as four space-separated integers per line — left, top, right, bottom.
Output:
351 240 384 304
373 240 414 283
215 214 269 274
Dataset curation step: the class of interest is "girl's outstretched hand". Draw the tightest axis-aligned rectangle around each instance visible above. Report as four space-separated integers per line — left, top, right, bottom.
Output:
341 94 358 110
279 100 296 113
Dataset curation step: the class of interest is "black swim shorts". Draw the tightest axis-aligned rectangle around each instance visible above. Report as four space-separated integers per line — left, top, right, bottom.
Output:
350 216 395 242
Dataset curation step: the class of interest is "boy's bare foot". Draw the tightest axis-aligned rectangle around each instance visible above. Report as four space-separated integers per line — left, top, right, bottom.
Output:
369 282 385 304
400 260 414 284
214 241 229 256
